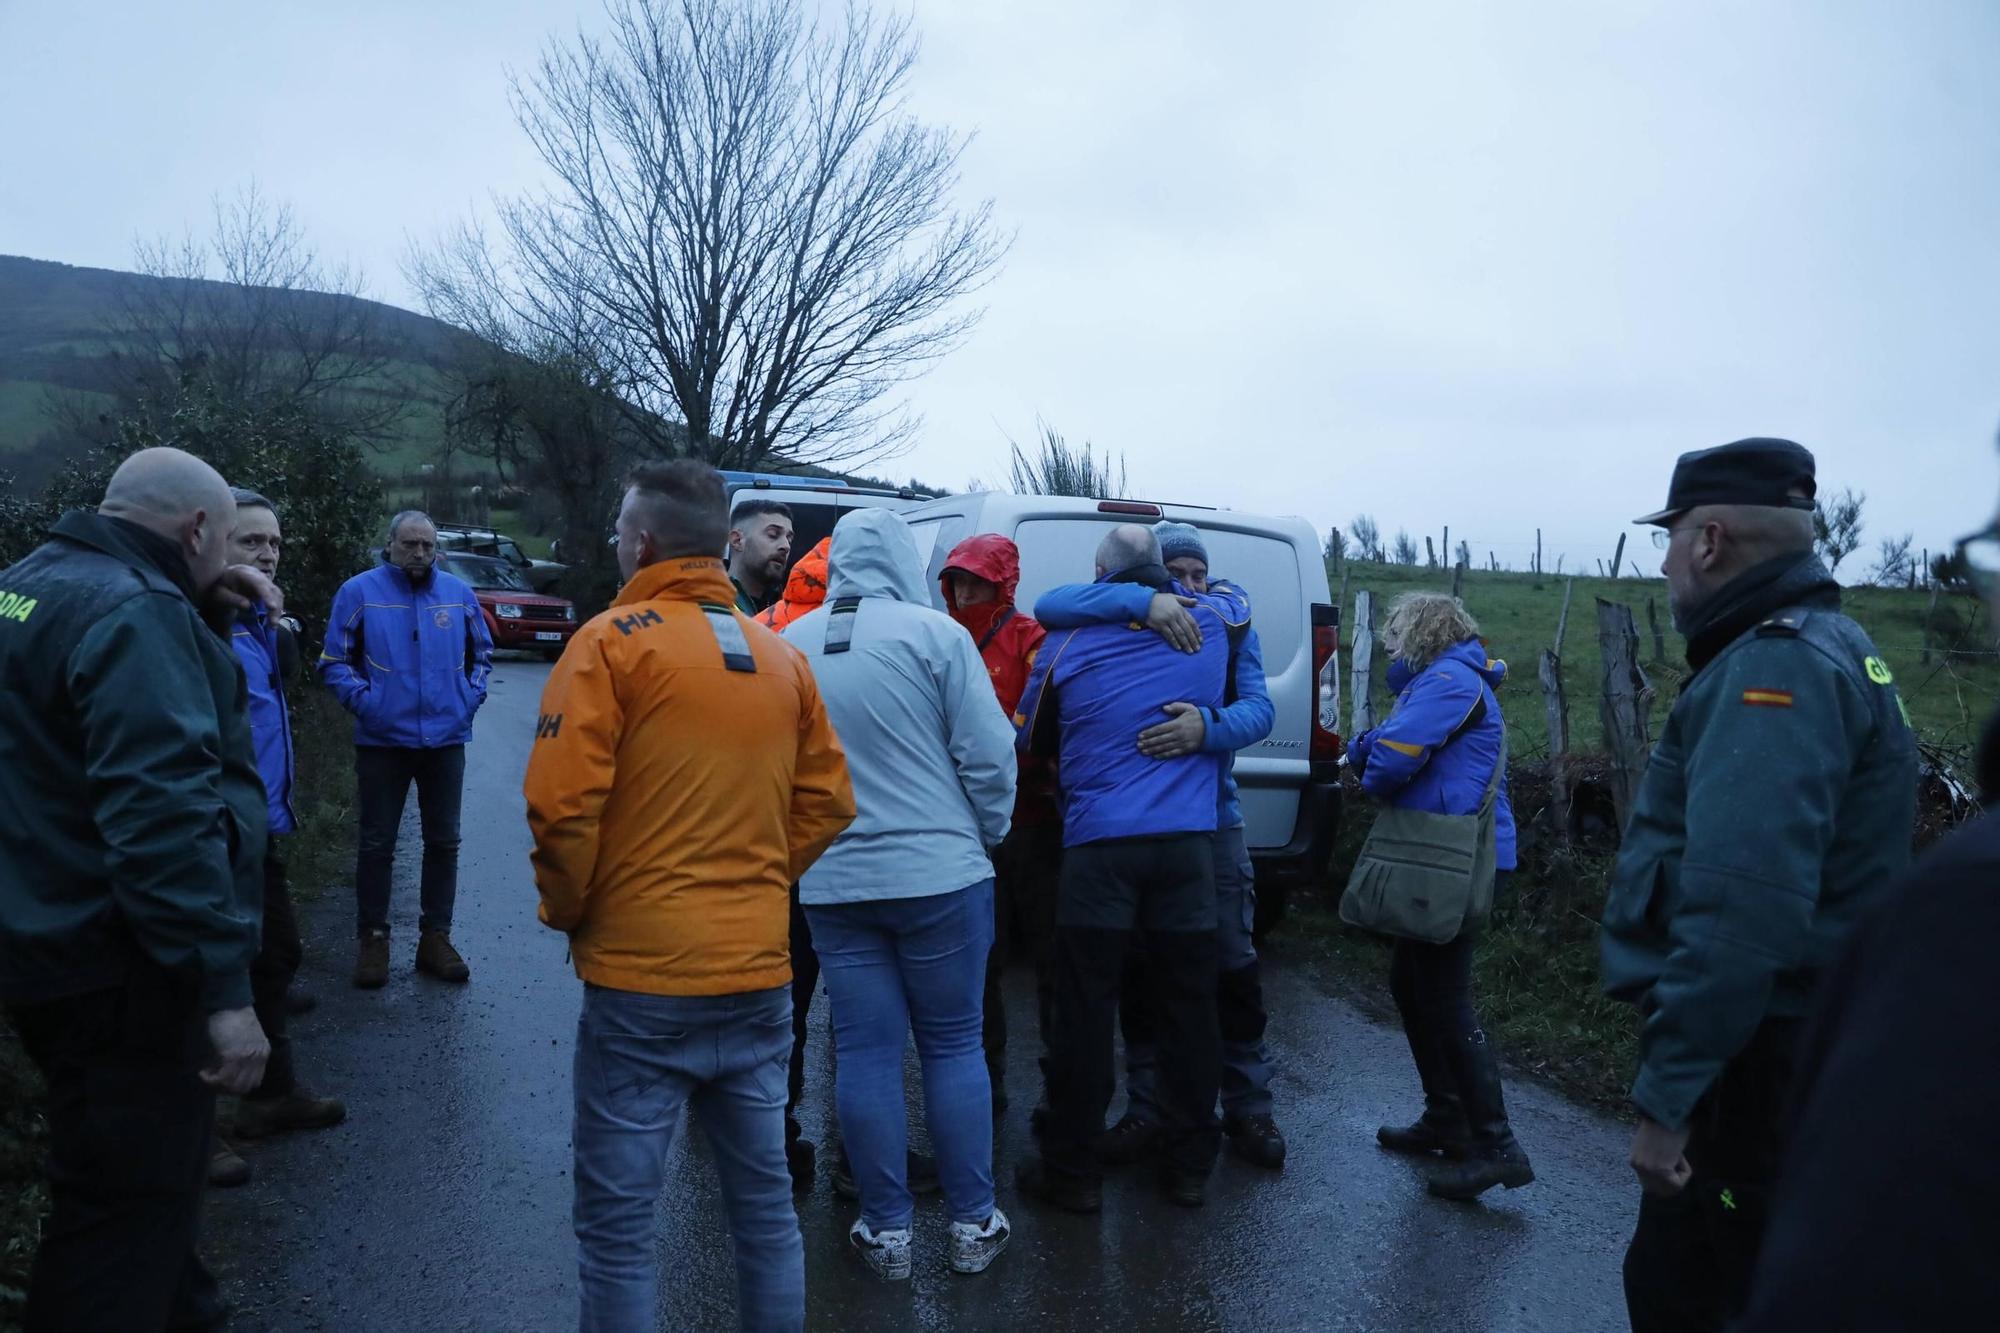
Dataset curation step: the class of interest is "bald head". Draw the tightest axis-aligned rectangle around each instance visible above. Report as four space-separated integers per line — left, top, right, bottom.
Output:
1094 524 1161 579
98 448 237 592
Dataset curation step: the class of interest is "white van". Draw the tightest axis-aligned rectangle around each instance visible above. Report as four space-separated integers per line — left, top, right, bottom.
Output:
719 472 926 563
896 493 1344 934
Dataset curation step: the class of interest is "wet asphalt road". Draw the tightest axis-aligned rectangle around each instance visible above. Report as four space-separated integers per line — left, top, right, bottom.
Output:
206 659 1635 1332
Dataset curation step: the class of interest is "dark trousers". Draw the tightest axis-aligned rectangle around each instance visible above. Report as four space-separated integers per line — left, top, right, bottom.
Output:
982 819 1062 1084
785 886 820 1146
354 744 466 936
1388 929 1479 1049
8 963 224 1332
1623 1018 1801 1333
1044 834 1220 1184
249 840 301 1099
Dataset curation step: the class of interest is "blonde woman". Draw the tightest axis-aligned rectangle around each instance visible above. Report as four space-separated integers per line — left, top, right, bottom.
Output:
1347 592 1534 1200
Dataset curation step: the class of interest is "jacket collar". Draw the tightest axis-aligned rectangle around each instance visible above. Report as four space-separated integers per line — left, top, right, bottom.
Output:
1683 552 1839 673
618 557 737 608
51 509 198 602
1103 562 1171 591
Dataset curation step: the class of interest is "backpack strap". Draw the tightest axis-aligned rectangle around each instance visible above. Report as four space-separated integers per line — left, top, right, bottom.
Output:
697 603 757 673
976 607 1016 653
825 597 863 655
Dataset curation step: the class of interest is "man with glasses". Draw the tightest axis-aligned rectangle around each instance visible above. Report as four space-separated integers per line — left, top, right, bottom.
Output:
1599 438 1918 1332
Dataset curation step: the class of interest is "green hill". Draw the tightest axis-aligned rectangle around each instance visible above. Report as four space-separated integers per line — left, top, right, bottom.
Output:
0 252 475 486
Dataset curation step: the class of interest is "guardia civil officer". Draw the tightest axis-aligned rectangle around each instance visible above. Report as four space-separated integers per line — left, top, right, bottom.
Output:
1599 437 1918 1332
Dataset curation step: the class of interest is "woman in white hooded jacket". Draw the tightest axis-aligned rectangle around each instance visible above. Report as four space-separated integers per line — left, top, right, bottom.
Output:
782 508 1018 1282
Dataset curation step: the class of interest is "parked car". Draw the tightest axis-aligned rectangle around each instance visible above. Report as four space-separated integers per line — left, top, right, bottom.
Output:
895 492 1343 936
435 523 567 594
440 552 578 660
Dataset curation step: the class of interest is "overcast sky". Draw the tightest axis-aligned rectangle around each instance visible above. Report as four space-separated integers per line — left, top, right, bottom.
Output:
4 0 1996 575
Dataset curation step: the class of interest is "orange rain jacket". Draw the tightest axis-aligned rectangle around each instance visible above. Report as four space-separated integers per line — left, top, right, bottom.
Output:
524 556 855 996
756 538 831 632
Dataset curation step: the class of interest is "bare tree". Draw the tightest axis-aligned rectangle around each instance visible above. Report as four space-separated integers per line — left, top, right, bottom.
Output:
1005 421 1125 498
1868 532 1917 587
1324 526 1347 564
453 0 1005 474
87 183 402 438
1812 487 1867 572
1350 514 1382 562
1391 529 1420 566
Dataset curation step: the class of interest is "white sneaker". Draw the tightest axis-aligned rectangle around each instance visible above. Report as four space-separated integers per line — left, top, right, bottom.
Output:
848 1219 913 1281
948 1208 1011 1275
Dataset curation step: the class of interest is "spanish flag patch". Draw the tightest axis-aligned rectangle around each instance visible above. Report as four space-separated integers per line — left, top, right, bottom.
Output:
1742 689 1794 708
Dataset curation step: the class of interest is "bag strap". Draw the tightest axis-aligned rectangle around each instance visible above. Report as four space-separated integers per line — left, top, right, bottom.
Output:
976 606 1015 653
1480 721 1508 815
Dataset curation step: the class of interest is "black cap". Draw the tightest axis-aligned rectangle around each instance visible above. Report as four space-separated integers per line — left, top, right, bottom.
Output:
1634 437 1818 526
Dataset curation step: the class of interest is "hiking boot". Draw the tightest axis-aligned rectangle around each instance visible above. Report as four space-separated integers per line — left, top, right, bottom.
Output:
949 1208 1012 1274
232 1089 348 1140
833 1149 942 1201
1426 1027 1535 1201
1092 1114 1161 1166
847 1220 912 1282
353 931 389 990
1226 1112 1287 1170
208 1139 252 1188
1378 1110 1473 1159
1159 1166 1208 1208
1427 1145 1536 1200
1015 1157 1101 1214
415 931 470 983
285 988 318 1016
785 1137 816 1193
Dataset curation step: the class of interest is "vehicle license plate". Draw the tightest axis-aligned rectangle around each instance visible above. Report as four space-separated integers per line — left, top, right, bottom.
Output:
535 631 564 641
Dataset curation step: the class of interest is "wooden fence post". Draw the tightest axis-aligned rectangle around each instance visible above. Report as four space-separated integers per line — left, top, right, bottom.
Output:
1598 598 1653 830
1425 536 1437 568
1443 526 1450 572
1922 585 1941 664
1609 532 1627 580
1535 529 1543 577
1540 579 1576 837
1450 561 1465 600
1646 596 1667 662
1350 590 1377 737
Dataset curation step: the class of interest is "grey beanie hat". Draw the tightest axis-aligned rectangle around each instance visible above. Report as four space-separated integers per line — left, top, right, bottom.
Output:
1154 521 1208 565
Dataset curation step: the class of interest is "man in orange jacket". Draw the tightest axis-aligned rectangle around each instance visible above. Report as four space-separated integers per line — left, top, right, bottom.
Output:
940 534 1059 1110
525 460 855 1333
757 537 830 632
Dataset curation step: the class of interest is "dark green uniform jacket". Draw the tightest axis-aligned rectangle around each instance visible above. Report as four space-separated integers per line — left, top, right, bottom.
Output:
1600 553 1917 1130
0 510 265 1013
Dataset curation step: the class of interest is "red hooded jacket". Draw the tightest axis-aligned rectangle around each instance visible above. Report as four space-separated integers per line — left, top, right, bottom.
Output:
940 534 1045 717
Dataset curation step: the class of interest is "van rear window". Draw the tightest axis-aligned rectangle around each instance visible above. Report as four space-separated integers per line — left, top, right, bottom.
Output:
1011 519 1303 670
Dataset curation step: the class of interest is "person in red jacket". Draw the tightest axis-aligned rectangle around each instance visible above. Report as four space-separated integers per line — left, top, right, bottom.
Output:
940 534 1058 1109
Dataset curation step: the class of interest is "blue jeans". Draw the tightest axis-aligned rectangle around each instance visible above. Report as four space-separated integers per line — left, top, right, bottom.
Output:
805 880 996 1232
572 984 802 1333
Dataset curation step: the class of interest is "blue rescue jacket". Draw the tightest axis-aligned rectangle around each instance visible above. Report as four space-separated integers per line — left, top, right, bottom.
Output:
1016 570 1244 847
317 560 493 749
232 604 297 834
1031 578 1274 831
1352 639 1517 871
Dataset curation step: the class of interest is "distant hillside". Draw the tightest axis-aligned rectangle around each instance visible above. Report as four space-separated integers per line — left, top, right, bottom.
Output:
0 253 478 485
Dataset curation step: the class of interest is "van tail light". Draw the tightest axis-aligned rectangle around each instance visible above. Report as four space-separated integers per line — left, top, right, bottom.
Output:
1310 602 1343 779
1096 501 1164 516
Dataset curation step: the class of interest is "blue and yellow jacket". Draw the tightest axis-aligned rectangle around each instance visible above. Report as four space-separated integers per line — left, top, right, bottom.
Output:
318 560 493 748
232 604 297 834
1351 639 1518 871
1031 578 1274 831
1016 569 1245 847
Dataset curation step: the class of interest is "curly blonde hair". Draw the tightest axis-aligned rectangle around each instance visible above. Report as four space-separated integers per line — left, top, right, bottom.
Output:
1381 592 1481 668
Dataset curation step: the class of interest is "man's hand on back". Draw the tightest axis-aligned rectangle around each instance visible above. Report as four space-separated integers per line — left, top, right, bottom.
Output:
1138 702 1207 758
1146 592 1202 653
201 1007 271 1095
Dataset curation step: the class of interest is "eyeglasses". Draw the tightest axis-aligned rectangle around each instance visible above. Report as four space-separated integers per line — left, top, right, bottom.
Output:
1649 524 1696 552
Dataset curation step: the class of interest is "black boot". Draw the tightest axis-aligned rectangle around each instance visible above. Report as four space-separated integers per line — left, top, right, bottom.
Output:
1378 1020 1472 1158
1426 1028 1534 1201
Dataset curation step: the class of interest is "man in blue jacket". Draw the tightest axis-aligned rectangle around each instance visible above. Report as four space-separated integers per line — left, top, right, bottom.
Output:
1013 524 1239 1213
213 491 346 1185
1033 522 1287 1172
320 510 493 988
